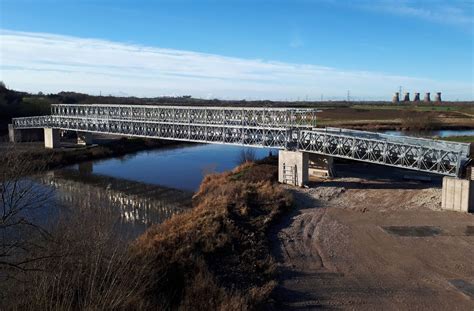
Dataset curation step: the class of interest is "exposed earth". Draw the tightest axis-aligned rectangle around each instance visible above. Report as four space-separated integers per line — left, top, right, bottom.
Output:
270 163 474 310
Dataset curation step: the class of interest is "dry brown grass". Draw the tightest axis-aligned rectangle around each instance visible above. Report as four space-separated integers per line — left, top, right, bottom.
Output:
132 161 292 309
1 154 290 310
400 110 440 130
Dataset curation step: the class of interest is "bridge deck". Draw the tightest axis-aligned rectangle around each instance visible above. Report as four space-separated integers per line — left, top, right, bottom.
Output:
11 104 472 177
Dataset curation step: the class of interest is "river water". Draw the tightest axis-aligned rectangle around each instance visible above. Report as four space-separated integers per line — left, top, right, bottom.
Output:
383 129 474 138
27 144 276 238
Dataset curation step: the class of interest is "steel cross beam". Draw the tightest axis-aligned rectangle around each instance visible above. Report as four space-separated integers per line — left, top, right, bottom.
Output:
11 104 471 177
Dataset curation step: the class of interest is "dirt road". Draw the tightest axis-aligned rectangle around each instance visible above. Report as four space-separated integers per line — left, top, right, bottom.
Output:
270 174 474 310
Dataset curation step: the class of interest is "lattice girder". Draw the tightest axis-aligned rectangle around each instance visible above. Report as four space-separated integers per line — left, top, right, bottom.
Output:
12 104 471 177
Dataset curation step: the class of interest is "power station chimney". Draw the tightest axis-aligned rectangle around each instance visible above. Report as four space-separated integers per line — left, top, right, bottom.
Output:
413 92 420 102
392 92 400 103
403 92 410 102
435 92 442 102
424 92 431 102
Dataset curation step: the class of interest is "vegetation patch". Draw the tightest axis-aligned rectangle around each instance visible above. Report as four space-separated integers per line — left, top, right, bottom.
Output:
131 160 292 309
441 136 474 143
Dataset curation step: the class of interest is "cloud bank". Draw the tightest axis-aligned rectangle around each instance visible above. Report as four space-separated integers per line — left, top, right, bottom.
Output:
0 29 472 100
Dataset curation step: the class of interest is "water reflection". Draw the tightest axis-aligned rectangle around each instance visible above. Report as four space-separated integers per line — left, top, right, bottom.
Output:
39 169 193 238
69 144 276 191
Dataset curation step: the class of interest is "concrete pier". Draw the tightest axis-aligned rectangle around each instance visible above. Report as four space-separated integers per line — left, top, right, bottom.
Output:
44 128 60 149
441 176 473 213
8 124 20 143
77 132 93 145
278 150 308 187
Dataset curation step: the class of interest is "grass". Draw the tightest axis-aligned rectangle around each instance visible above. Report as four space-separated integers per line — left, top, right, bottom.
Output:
352 104 474 113
131 159 292 309
440 136 474 143
316 104 474 130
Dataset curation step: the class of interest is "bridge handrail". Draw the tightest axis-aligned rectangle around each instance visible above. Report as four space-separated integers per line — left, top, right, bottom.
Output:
49 103 319 111
312 127 471 156
48 104 317 128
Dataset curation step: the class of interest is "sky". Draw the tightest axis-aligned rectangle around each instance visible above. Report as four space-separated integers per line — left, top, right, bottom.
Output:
0 0 473 101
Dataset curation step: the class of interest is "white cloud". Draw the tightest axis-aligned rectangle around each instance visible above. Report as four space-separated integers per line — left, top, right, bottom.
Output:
0 29 472 100
356 0 473 28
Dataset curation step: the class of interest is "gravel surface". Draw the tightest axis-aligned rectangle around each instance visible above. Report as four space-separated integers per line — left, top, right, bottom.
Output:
270 175 474 310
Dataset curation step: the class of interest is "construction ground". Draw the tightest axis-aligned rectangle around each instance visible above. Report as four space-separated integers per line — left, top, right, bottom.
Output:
270 162 474 310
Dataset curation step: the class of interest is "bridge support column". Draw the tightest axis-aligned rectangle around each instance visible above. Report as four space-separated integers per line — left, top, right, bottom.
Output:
44 128 60 149
8 124 21 143
441 176 473 213
278 150 308 187
77 132 93 146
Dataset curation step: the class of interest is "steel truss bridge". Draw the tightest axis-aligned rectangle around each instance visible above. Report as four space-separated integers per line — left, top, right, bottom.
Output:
12 104 472 177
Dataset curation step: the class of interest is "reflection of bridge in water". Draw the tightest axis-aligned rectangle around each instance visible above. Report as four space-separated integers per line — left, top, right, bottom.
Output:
40 166 192 227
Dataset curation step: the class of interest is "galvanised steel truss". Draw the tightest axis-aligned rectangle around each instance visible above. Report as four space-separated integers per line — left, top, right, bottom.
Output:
13 104 316 148
12 104 471 177
298 128 471 177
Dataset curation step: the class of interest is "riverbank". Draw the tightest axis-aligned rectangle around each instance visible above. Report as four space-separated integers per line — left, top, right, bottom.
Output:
3 157 294 309
130 157 292 309
0 137 189 174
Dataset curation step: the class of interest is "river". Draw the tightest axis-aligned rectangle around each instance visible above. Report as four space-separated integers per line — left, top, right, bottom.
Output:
383 129 474 138
27 144 276 238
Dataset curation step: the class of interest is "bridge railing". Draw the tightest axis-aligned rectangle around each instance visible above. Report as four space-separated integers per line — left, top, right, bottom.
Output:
49 104 317 129
12 115 52 129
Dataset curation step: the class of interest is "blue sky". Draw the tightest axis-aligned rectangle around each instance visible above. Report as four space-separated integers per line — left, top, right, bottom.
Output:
0 0 473 100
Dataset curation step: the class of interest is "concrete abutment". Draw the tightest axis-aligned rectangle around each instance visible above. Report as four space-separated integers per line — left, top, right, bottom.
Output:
442 176 474 213
278 150 335 187
278 150 308 187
